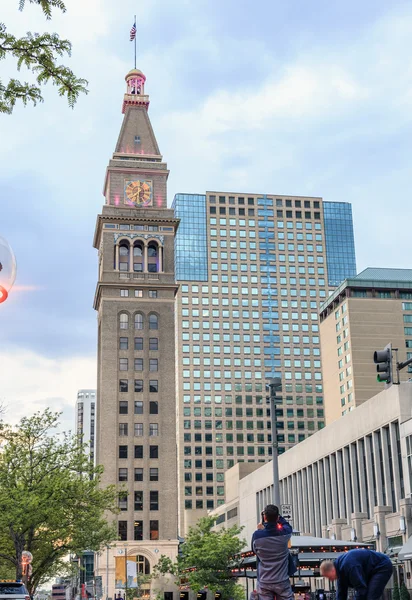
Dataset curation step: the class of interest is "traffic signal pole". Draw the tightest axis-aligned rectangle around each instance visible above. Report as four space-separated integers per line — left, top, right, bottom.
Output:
374 344 412 386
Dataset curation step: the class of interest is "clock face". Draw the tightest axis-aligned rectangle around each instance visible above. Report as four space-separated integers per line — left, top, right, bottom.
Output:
124 180 153 207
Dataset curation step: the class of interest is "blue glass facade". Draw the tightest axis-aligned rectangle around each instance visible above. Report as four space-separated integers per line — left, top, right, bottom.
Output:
323 202 356 287
173 194 208 281
257 196 281 379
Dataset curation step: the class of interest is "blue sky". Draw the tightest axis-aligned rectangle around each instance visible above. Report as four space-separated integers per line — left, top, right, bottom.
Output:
1 0 412 428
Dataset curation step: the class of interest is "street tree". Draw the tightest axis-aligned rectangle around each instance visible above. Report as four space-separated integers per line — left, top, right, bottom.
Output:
0 409 117 593
0 0 88 114
153 517 246 600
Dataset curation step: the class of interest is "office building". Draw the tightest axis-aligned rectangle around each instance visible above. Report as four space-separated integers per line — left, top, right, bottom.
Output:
320 268 412 424
211 382 412 577
93 68 178 597
173 192 357 521
75 389 96 465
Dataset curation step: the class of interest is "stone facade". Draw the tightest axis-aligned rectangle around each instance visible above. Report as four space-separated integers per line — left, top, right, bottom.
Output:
319 268 412 424
93 69 179 598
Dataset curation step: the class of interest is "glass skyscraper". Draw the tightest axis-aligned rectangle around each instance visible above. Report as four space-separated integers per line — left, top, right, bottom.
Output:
173 191 356 517
323 202 356 287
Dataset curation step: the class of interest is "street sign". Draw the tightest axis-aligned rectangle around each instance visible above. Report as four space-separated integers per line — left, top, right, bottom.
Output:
281 503 293 522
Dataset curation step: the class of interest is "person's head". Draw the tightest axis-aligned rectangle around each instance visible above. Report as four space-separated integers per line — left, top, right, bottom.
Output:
320 561 337 581
262 504 279 523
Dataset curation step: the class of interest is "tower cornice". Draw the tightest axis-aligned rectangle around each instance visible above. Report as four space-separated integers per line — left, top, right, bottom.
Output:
93 213 180 249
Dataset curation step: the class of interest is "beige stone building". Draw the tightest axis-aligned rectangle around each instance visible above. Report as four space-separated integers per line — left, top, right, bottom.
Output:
320 267 412 424
172 195 357 532
93 69 179 597
211 382 412 586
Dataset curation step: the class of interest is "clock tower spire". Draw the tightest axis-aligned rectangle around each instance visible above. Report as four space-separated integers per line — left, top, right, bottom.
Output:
93 68 179 593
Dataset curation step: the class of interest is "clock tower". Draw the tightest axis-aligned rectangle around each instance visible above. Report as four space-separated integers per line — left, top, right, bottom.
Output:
93 69 179 596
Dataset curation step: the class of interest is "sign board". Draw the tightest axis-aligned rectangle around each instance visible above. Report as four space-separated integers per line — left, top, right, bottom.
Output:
281 503 293 522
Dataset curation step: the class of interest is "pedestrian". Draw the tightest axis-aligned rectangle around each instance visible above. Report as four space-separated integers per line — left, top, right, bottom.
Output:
251 504 294 600
320 548 393 600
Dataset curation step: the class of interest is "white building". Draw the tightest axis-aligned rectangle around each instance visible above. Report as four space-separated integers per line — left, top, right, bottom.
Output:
75 389 96 465
212 382 412 585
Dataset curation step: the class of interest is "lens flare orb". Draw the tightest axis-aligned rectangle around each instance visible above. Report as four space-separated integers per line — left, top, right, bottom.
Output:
0 236 17 303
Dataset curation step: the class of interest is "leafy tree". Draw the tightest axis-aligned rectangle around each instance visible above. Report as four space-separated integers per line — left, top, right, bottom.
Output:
125 574 152 600
153 517 246 600
400 583 409 600
0 0 88 114
0 409 118 593
393 581 400 600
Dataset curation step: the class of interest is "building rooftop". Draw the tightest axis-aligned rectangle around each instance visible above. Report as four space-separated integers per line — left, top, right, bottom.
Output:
355 267 412 282
320 267 412 314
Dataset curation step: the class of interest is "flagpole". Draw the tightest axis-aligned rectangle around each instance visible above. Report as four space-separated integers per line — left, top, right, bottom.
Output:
134 14 136 69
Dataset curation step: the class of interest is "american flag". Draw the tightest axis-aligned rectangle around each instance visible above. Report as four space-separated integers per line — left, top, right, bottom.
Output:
130 21 136 41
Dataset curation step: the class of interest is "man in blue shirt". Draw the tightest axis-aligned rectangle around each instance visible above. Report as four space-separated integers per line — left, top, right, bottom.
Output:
251 504 293 600
320 549 393 600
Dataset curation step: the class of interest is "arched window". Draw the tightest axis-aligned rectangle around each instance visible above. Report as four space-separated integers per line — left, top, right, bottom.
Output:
118 243 130 272
149 314 158 330
136 555 150 575
119 313 129 330
133 242 144 272
148 243 158 258
147 242 158 273
135 313 144 330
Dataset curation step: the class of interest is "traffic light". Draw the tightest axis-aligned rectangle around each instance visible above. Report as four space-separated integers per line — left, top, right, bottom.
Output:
373 343 393 384
197 591 207 600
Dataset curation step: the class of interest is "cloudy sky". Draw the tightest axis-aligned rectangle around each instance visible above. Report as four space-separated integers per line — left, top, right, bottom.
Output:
1 0 412 429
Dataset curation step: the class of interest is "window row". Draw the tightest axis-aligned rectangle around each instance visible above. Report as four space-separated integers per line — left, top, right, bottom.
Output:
119 490 159 511
120 289 158 298
119 358 158 371
119 337 158 351
184 486 225 496
118 467 158 482
118 520 158 541
119 423 159 436
183 471 224 482
119 399 158 414
117 241 162 273
119 313 158 330
119 445 158 459
184 458 235 470
185 500 216 510
209 195 255 205
119 379 158 393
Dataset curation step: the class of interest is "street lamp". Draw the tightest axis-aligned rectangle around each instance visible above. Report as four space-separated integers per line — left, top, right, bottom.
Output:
0 236 16 303
266 377 282 506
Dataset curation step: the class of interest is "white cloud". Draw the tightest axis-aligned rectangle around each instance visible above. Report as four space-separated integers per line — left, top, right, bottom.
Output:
0 349 96 432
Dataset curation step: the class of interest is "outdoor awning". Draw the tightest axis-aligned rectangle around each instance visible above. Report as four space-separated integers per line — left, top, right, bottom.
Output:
398 537 412 561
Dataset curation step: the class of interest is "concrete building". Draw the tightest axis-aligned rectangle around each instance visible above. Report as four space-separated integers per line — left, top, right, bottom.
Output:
211 382 412 584
75 389 96 465
93 68 179 597
320 268 412 424
172 193 356 526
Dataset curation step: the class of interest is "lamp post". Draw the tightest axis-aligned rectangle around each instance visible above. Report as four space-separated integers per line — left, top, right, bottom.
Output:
124 546 128 600
266 377 282 506
106 546 110 600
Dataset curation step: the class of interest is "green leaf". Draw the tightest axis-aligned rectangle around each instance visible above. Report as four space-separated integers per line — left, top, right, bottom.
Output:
0 3 87 113
0 409 117 594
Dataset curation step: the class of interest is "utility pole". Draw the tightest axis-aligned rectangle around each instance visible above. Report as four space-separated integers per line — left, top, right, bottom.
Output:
267 377 282 506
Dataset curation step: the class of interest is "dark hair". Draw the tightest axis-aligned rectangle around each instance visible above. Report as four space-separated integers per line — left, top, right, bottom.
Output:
263 504 279 523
